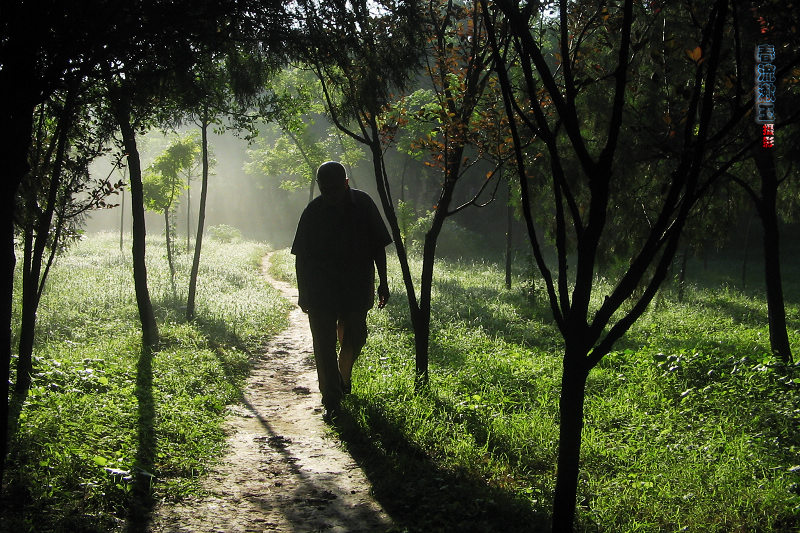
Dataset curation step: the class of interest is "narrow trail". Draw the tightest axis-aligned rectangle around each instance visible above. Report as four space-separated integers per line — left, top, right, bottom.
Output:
150 253 393 532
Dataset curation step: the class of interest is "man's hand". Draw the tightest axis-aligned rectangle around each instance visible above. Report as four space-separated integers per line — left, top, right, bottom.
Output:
377 283 390 309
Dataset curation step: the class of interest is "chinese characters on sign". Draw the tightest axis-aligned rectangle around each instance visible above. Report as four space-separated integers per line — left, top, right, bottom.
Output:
755 44 775 148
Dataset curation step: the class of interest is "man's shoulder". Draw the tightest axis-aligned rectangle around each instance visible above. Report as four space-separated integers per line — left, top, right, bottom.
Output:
300 196 326 217
349 188 378 208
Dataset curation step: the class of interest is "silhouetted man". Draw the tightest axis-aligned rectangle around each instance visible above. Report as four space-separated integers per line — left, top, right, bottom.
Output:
291 161 391 421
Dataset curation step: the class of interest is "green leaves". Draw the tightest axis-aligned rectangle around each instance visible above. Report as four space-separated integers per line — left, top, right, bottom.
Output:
143 133 203 213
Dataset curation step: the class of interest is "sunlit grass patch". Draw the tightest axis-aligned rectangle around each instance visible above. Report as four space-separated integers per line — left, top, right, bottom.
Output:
268 247 296 284
4 231 289 531
340 250 799 531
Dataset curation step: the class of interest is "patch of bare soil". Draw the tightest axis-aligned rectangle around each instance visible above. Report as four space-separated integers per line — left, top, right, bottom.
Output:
149 254 393 532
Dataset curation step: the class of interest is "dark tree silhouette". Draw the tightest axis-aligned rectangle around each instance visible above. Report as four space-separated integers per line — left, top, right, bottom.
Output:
479 0 800 528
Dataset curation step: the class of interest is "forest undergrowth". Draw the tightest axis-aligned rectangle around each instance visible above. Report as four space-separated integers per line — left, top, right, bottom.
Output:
1 232 290 532
272 246 800 532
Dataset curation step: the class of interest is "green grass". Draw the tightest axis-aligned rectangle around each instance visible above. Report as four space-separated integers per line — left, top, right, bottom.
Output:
270 248 800 532
3 232 290 532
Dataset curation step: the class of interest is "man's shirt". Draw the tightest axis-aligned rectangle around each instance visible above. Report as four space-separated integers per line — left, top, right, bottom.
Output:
291 188 392 312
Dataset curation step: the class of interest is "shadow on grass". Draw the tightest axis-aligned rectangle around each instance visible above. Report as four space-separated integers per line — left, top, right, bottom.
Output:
333 396 550 532
127 344 156 533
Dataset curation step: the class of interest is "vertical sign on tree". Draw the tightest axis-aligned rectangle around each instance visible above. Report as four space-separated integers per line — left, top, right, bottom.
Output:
755 43 776 148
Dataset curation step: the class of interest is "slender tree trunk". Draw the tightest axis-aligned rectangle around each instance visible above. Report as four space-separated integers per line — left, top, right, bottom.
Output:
16 223 37 394
415 147 462 386
551 346 589 532
414 199 452 386
416 226 441 387
677 247 689 303
186 178 191 253
284 129 318 204
16 89 74 395
741 212 753 290
308 173 316 203
0 79 37 489
165 210 175 284
505 180 513 290
187 115 210 321
120 165 128 253
0 183 19 489
754 147 793 363
120 185 126 252
364 134 424 381
111 88 159 348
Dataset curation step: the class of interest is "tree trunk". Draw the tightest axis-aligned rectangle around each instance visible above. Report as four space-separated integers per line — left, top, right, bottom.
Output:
754 147 793 363
505 182 513 290
186 176 191 253
365 134 424 379
16 221 36 394
0 183 19 489
551 348 589 532
0 78 37 489
15 89 73 395
187 115 210 321
416 227 440 387
741 212 753 290
415 146 462 386
285 129 317 204
165 210 175 285
111 88 159 348
120 185 126 252
677 247 689 303
307 172 316 203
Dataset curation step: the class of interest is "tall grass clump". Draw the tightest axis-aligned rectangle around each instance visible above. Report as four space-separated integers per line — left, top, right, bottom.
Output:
3 231 289 532
266 244 800 532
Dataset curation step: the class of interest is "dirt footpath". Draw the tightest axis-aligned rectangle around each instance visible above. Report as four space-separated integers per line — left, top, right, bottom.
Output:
149 254 393 532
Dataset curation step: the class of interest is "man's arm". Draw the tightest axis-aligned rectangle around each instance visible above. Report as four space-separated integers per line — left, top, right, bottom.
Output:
375 246 389 309
295 254 311 313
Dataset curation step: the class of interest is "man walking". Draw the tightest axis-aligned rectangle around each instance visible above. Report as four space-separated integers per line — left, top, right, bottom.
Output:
291 161 392 421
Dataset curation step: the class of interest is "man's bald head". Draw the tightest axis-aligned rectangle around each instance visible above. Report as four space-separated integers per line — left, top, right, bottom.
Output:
316 161 349 205
317 161 347 185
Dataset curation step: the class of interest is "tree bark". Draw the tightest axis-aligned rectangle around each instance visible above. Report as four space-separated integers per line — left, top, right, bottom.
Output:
505 180 513 290
0 179 20 490
187 115 210 321
677 247 689 303
754 147 793 363
0 73 37 486
111 88 159 348
362 133 430 386
16 105 69 395
165 210 175 285
186 175 191 253
416 145 463 386
16 222 36 394
741 212 753 290
551 347 589 532
120 183 126 252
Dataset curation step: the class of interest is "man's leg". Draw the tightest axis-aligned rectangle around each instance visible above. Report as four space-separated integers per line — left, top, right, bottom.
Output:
337 310 368 392
308 309 343 413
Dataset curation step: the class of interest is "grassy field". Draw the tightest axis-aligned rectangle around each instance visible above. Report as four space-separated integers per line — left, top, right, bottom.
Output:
270 247 800 532
3 229 798 531
2 232 290 532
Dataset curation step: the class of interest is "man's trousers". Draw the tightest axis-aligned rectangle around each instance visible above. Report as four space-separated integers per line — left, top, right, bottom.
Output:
307 309 368 409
